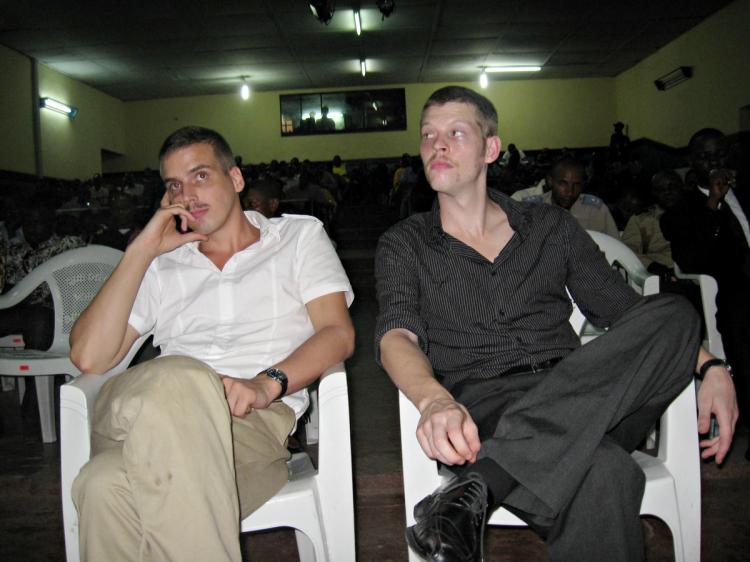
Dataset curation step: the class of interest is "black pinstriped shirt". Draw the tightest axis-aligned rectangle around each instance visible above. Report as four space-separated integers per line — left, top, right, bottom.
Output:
374 189 640 389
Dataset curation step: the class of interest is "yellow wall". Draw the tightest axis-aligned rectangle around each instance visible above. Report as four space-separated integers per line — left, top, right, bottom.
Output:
38 64 127 179
0 45 35 175
2 0 746 178
119 78 615 171
615 0 750 146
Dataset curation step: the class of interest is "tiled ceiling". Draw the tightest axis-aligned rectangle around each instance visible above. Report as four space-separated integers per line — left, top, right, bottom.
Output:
0 0 734 101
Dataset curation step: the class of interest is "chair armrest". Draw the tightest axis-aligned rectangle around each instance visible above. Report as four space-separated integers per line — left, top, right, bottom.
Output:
60 332 152 562
399 391 444 527
60 370 119 562
0 269 46 309
315 362 356 557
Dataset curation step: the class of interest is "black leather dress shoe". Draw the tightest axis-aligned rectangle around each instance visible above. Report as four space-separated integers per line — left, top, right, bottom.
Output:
406 473 488 562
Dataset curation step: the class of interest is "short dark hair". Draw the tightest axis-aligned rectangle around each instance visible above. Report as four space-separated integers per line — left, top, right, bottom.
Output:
159 126 236 171
687 127 724 153
421 86 498 137
548 157 584 178
250 178 283 201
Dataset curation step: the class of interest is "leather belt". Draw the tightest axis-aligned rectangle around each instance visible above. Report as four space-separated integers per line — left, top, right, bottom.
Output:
502 357 563 376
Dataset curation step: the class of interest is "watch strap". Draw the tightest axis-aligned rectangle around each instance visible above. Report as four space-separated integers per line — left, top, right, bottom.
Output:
696 358 729 380
264 367 288 398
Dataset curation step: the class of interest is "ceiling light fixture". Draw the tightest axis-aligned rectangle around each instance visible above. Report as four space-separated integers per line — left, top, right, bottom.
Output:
354 9 362 35
360 58 367 77
240 78 250 100
484 66 542 73
376 0 395 20
39 97 78 119
310 1 335 25
479 68 488 89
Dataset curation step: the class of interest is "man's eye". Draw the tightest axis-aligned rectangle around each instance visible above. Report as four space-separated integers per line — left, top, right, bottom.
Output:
168 184 181 192
197 172 208 180
451 130 464 137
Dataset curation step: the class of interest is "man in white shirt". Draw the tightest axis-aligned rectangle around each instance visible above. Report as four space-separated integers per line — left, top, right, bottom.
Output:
69 126 355 561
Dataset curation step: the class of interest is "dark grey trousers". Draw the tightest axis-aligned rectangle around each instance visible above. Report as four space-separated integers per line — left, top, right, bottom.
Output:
450 294 701 562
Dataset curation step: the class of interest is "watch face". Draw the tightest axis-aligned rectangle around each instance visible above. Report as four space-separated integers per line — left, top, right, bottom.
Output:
266 368 288 397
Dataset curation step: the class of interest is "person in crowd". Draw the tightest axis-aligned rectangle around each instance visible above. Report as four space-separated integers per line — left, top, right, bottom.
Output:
69 126 354 561
609 122 631 164
662 127 750 459
243 177 284 219
0 207 86 349
499 143 528 170
316 106 336 131
622 170 683 274
510 174 546 202
301 111 317 132
331 155 347 177
516 158 620 238
375 86 736 562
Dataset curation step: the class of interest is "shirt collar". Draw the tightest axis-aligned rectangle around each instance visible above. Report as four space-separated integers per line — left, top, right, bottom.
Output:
183 210 279 256
427 188 532 242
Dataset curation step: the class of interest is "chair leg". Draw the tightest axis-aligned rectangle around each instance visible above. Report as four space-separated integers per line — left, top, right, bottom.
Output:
17 377 26 404
35 376 57 443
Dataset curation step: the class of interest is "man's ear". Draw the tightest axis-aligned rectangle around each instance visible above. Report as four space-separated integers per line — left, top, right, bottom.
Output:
229 166 245 193
485 136 502 164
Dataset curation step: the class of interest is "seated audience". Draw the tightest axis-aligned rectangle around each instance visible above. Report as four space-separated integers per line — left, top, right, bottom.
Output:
622 170 682 274
243 178 284 218
662 127 750 459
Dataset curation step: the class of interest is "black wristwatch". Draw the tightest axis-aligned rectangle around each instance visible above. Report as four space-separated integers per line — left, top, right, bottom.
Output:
696 358 731 380
264 367 289 398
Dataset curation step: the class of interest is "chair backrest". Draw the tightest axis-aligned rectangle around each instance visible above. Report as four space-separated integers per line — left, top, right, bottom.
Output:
5 245 123 354
586 230 659 295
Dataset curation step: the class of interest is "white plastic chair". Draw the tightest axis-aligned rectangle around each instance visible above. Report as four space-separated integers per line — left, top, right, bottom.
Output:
586 230 660 297
399 380 700 562
581 231 659 344
0 245 123 442
399 233 701 562
673 263 725 359
60 360 355 562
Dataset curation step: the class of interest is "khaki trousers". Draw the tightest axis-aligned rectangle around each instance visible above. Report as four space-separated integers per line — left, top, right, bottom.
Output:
72 356 295 562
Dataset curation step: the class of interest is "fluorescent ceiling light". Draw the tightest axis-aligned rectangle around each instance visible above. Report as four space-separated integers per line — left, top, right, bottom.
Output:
354 10 362 36
240 82 250 100
360 59 367 77
39 97 78 119
479 69 489 89
485 66 542 73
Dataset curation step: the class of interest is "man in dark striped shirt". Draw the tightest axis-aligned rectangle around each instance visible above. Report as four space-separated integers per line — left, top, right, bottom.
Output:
375 86 738 562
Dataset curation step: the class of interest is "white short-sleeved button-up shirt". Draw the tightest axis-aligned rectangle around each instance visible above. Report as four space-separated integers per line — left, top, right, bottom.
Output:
128 211 354 417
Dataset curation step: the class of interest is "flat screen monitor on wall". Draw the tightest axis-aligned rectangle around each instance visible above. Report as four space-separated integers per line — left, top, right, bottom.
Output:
280 88 406 136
